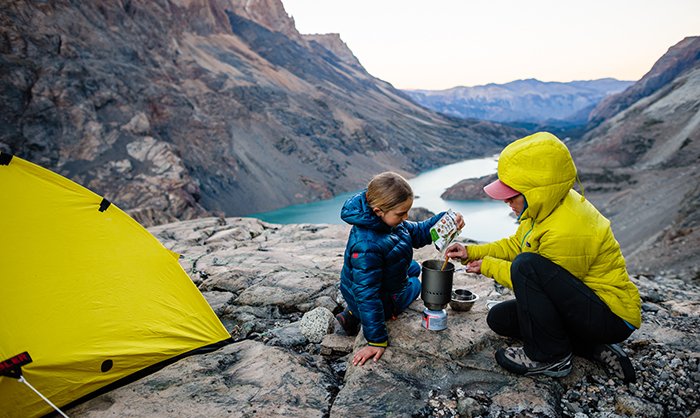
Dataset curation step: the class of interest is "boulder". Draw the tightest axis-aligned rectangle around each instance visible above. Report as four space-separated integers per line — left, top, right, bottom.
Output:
300 307 336 343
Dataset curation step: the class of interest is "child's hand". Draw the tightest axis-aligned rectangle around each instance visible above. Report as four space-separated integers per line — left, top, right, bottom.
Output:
445 243 467 261
353 345 386 366
454 212 465 230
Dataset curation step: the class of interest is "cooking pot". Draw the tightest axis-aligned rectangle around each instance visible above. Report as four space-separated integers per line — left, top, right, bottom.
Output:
421 259 454 310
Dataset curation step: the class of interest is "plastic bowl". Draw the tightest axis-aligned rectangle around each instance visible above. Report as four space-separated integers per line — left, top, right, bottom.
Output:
449 288 479 311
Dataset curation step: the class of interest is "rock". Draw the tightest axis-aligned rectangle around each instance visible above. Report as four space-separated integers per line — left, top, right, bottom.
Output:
265 322 308 349
615 394 664 417
59 217 700 417
121 112 151 135
457 396 488 417
441 173 497 200
408 206 436 221
67 340 340 417
320 334 355 356
201 290 234 316
299 307 336 343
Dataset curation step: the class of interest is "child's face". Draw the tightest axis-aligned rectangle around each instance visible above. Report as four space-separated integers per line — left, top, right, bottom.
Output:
374 198 413 227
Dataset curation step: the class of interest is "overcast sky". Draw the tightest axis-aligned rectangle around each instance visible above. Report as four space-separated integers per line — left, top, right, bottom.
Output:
280 0 700 90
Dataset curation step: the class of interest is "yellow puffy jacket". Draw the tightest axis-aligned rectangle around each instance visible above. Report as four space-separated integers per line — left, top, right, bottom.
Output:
467 132 641 328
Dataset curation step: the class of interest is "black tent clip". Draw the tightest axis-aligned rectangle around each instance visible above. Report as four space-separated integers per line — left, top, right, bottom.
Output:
99 198 111 212
0 352 32 379
0 152 13 166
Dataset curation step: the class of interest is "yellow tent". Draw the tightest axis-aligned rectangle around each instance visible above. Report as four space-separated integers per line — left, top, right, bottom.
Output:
0 153 231 418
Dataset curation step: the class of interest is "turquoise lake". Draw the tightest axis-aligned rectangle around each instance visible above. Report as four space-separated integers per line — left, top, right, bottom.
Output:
250 156 518 242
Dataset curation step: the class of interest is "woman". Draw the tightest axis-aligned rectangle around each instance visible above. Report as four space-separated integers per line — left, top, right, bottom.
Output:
446 132 640 382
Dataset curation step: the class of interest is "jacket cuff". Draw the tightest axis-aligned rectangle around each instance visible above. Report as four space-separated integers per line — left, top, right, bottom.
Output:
368 340 388 348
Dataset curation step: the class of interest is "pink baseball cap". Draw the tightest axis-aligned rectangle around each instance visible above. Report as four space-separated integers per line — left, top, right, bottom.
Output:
483 179 520 200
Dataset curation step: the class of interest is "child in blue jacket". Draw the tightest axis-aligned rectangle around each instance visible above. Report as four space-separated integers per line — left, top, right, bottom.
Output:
336 172 463 366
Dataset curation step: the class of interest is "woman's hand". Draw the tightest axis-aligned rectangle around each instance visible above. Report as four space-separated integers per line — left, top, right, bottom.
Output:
445 242 467 261
466 259 482 274
353 345 386 366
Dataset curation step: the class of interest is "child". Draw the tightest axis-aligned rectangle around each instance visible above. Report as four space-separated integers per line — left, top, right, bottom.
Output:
336 171 463 366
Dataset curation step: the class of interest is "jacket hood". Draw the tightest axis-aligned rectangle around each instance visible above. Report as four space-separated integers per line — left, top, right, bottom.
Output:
498 132 577 222
341 191 389 231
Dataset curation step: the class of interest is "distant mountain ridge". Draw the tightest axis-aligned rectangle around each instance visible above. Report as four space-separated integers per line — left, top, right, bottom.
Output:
403 78 633 126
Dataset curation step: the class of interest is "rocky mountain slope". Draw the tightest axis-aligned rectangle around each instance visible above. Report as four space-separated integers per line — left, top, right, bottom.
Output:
404 78 633 126
0 0 521 226
587 37 700 129
62 218 699 417
572 36 700 277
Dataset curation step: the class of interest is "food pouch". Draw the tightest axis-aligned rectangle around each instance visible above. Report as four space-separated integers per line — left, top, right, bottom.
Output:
430 209 461 253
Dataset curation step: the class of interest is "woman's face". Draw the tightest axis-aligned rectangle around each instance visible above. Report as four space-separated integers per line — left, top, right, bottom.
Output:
374 198 413 227
505 194 525 217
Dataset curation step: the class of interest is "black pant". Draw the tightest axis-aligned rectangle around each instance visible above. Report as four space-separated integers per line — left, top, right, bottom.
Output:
487 253 634 362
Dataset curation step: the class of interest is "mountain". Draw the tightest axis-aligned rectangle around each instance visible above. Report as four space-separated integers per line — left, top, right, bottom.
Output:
572 36 700 277
587 37 700 129
403 78 633 127
0 0 522 226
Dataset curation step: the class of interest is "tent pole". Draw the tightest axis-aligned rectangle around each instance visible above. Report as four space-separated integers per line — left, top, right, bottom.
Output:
18 375 70 418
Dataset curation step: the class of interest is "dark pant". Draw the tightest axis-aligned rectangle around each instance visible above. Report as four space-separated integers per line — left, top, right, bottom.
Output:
487 253 634 362
341 260 422 320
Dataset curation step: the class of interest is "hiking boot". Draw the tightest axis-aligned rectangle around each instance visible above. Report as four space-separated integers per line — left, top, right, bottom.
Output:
495 346 573 378
592 343 636 383
335 310 360 336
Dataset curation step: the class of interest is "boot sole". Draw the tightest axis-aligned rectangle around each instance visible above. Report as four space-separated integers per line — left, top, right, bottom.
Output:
594 344 636 383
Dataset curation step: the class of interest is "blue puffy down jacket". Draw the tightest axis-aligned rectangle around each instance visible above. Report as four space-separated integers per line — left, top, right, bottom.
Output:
339 191 443 345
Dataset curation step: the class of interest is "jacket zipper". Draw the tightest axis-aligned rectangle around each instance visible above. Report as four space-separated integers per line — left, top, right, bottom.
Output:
520 221 534 250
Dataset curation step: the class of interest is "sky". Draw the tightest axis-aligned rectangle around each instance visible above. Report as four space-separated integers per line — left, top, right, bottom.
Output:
280 0 700 90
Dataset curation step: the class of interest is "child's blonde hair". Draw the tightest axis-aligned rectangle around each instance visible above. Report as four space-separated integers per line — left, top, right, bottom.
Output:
366 172 413 211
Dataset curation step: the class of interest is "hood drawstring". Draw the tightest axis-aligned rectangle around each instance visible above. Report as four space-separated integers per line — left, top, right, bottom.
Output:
576 173 586 202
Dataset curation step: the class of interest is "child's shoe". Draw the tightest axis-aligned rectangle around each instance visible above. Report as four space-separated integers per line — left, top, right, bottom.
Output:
592 343 636 383
335 310 360 336
495 346 573 377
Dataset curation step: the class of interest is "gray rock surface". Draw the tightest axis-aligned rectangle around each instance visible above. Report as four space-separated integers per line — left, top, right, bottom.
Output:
64 217 699 417
69 340 339 418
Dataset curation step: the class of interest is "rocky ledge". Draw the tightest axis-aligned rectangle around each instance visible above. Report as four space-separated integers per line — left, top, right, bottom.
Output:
66 217 699 417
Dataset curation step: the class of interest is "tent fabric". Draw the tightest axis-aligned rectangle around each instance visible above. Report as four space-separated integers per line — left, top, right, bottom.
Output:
0 154 231 418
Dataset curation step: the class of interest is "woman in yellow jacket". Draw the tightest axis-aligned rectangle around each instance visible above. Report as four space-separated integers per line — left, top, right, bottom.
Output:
446 132 641 382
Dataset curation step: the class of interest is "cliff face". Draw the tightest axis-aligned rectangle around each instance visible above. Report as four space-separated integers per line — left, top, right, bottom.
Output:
572 37 700 277
587 37 700 129
0 0 520 226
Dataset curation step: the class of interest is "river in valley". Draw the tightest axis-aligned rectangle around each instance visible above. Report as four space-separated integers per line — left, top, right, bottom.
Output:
250 156 518 242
